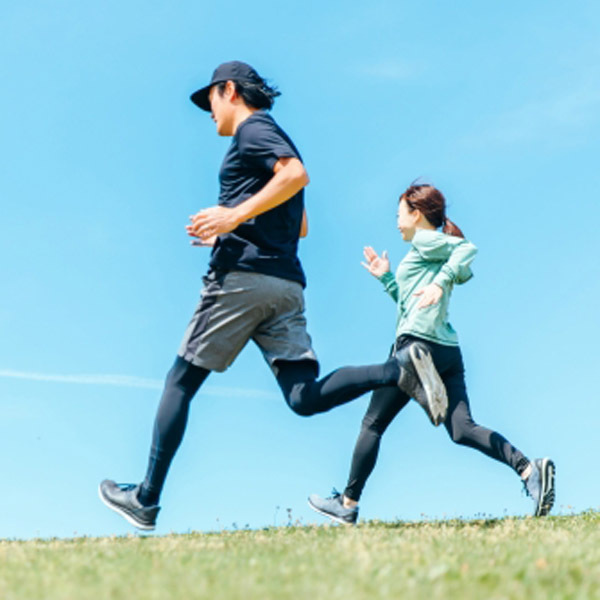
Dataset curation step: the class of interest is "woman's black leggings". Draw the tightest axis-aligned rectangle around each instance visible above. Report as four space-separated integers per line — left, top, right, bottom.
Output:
343 337 530 502
139 356 400 505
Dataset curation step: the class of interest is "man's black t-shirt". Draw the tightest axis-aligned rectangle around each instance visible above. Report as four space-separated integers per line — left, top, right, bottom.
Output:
209 111 306 287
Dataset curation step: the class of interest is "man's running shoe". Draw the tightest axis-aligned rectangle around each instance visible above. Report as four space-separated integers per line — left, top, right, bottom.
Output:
397 342 448 426
308 489 358 525
523 458 556 516
98 480 160 531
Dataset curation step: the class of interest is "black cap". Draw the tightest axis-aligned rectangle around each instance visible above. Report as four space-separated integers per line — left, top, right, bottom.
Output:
190 61 263 111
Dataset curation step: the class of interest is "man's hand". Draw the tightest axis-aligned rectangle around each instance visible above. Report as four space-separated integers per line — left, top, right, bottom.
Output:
413 283 443 309
187 206 241 241
186 157 308 244
361 246 390 278
191 235 217 248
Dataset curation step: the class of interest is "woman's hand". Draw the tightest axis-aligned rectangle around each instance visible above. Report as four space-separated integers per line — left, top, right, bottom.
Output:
361 246 391 278
413 283 443 308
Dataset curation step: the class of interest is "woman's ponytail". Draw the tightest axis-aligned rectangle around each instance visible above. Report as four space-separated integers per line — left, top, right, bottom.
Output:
442 217 465 238
402 183 466 238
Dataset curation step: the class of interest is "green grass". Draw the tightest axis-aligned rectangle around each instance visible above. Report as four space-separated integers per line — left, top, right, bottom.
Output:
1 512 599 600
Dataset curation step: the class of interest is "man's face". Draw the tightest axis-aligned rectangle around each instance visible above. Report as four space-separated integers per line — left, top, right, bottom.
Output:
208 82 236 136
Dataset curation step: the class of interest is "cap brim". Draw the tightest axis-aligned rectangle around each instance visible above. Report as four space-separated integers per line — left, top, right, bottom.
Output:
190 85 212 111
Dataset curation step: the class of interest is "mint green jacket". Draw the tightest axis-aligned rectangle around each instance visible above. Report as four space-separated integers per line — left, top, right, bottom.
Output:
378 229 477 346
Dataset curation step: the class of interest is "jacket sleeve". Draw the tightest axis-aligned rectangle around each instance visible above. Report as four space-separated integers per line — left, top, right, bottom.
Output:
431 239 477 290
411 230 478 291
378 271 400 303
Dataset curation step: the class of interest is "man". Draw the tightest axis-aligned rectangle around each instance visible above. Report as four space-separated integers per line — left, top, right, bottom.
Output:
99 61 446 530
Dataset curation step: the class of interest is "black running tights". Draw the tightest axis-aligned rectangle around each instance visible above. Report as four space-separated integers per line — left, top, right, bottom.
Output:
139 356 400 505
343 339 530 502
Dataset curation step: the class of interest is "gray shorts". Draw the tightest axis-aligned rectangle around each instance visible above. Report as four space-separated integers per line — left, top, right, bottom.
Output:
178 270 318 373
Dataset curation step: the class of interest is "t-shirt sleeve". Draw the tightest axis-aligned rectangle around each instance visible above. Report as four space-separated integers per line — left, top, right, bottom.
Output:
236 119 300 172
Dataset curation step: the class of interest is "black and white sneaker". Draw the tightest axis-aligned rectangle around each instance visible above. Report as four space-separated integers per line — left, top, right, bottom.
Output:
523 458 556 517
98 480 160 531
308 489 358 525
397 342 448 426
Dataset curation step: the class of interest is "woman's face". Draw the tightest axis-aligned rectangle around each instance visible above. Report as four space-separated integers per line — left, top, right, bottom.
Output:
397 198 420 241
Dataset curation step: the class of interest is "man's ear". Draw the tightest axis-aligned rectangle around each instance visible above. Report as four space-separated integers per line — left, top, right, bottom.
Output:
224 80 238 101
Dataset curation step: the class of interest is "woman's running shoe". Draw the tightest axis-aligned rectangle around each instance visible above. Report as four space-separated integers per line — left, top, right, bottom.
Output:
397 342 448 426
523 458 556 516
308 489 358 525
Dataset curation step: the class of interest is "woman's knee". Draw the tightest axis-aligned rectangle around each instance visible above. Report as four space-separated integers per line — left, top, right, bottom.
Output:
449 421 480 446
448 427 468 445
361 414 387 437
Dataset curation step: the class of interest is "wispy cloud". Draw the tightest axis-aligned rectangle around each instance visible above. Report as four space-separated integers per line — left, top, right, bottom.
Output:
0 369 163 389
0 369 280 400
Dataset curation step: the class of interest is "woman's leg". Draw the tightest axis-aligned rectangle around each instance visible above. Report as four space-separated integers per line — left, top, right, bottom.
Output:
442 363 529 475
344 385 410 501
306 385 409 524
439 348 556 515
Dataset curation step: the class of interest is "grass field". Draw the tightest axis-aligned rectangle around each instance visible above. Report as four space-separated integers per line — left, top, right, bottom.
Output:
1 511 598 600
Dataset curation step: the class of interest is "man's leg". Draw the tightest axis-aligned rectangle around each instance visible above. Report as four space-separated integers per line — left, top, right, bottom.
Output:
274 359 401 416
139 356 210 506
100 272 288 530
99 357 209 530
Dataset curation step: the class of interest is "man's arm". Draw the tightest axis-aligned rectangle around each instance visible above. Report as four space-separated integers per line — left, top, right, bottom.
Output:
300 208 308 238
187 157 309 240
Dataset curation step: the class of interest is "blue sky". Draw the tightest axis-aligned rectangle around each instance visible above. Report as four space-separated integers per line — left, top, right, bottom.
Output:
1 0 599 539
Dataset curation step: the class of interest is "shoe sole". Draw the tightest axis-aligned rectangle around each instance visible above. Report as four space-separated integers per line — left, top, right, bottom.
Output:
307 499 356 526
409 344 448 426
535 458 556 517
98 484 156 531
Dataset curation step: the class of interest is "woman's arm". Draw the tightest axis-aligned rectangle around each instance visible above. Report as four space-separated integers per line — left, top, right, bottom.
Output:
410 230 478 307
411 230 477 291
431 239 478 291
361 246 399 303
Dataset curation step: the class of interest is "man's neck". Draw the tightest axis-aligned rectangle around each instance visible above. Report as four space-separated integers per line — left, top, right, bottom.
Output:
232 105 259 135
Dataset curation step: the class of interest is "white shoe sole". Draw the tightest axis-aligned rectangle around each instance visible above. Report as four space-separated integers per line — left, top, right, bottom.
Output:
409 344 448 426
98 484 156 531
535 459 556 517
307 499 356 526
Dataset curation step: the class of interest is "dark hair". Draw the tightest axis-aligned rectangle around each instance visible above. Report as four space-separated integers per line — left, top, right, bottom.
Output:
217 78 281 110
400 183 464 238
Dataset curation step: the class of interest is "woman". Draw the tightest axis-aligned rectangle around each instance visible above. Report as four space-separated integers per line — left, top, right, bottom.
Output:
308 184 555 525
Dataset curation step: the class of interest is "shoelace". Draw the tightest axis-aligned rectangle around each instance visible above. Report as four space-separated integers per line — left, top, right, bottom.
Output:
117 483 138 492
329 487 342 501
